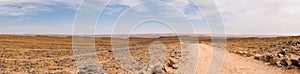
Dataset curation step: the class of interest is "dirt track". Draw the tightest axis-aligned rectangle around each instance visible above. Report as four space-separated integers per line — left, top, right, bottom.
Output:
197 44 289 74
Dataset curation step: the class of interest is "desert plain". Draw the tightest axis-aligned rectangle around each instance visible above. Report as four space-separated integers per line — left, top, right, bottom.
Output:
0 34 300 74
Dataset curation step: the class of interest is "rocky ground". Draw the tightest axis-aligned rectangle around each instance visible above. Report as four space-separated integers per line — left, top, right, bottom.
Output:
227 36 300 73
0 35 185 73
1 35 300 73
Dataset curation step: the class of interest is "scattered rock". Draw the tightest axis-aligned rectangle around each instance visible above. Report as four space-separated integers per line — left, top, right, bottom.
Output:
262 54 273 62
171 64 179 69
271 57 282 67
277 51 286 58
169 58 179 65
278 54 285 58
254 54 263 60
286 54 291 58
290 59 299 66
235 51 252 57
281 58 288 66
287 65 298 69
153 68 165 74
108 50 113 52
285 59 293 66
163 66 172 73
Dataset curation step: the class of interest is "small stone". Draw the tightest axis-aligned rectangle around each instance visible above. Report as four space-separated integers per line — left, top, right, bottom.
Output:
169 58 179 65
168 69 176 74
108 50 113 52
287 65 298 69
278 54 284 58
237 51 243 54
154 69 165 74
286 59 293 66
280 58 289 66
254 54 263 60
263 54 273 62
278 51 286 55
170 52 176 57
290 59 299 66
245 53 252 57
271 57 282 67
286 54 291 58
163 66 171 72
150 65 164 74
171 64 179 69
276 63 282 67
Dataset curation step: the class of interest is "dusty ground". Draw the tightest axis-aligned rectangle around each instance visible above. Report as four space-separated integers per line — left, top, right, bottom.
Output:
1 35 300 73
197 44 292 74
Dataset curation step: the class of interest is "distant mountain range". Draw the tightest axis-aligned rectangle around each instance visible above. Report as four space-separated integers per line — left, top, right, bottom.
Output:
0 33 294 39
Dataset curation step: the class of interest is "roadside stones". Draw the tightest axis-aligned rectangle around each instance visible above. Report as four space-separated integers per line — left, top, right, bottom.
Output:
160 58 180 73
254 54 263 60
290 59 298 66
286 59 293 66
280 58 289 66
251 50 300 69
254 53 274 62
169 58 179 65
270 57 281 67
171 64 179 69
262 53 274 62
169 58 180 69
287 65 298 69
163 65 171 73
277 51 286 58
163 64 176 73
234 50 252 57
153 66 165 74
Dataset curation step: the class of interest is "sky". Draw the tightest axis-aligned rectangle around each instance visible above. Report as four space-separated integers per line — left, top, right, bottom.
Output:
0 0 299 35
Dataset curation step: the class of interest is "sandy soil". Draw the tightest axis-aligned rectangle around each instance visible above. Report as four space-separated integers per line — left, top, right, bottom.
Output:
197 44 289 74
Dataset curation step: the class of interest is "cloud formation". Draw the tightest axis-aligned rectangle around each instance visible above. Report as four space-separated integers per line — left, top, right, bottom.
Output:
0 0 200 19
0 0 81 16
0 0 299 35
216 0 300 35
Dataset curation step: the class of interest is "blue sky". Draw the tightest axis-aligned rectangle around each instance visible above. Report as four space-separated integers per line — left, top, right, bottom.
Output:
0 0 300 35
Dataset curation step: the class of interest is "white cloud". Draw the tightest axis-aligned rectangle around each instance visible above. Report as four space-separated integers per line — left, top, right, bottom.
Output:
1 0 299 35
103 0 201 19
215 0 300 34
0 0 82 16
166 0 190 10
102 0 142 15
110 0 141 7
